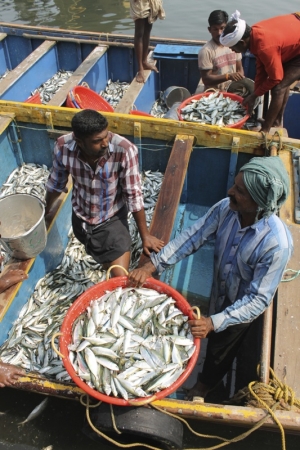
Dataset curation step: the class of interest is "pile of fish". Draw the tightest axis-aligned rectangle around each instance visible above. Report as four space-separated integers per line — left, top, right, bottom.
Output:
99 79 130 108
0 163 50 199
29 70 73 104
69 286 195 398
0 166 164 382
179 91 247 126
150 92 168 118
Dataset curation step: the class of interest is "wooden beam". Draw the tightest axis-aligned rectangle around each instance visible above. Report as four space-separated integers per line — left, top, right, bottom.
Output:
48 46 108 106
273 151 300 397
0 33 7 42
138 134 194 267
0 40 56 96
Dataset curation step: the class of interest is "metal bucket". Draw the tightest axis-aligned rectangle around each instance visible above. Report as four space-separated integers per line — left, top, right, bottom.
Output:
163 86 191 109
0 193 47 260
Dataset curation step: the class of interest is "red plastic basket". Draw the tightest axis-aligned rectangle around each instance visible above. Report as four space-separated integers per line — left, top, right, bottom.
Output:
178 92 249 129
24 92 42 104
59 277 200 406
130 110 152 117
66 86 114 112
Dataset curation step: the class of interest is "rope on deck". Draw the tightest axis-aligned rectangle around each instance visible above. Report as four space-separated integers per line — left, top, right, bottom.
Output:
80 366 298 450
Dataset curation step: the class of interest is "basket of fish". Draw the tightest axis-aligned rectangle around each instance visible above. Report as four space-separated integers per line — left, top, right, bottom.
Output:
59 276 200 406
178 91 250 128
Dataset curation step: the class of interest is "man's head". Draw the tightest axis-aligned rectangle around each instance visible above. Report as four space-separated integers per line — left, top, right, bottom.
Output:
219 10 251 53
71 109 109 160
207 10 229 45
228 156 290 219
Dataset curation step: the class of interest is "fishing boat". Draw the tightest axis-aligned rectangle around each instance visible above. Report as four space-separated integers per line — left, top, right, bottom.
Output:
0 22 300 446
0 101 299 445
1 21 299 137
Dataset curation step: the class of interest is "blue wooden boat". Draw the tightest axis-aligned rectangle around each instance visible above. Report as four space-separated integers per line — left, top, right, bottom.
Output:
0 22 300 440
0 101 299 439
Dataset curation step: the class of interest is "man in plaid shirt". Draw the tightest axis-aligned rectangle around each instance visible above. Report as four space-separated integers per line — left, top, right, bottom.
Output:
45 109 164 277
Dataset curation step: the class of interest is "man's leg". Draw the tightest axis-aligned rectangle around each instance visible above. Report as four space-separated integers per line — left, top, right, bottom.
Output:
134 18 147 83
142 20 158 73
187 321 252 399
103 251 131 277
261 61 300 133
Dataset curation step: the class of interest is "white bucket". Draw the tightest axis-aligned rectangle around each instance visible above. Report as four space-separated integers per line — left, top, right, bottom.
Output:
0 193 47 260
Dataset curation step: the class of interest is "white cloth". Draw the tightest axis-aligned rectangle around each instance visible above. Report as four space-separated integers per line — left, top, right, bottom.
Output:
130 0 165 24
219 10 246 47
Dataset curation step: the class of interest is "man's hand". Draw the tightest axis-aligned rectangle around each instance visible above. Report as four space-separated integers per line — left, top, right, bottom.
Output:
0 362 25 387
128 260 156 286
142 234 164 256
242 93 258 116
229 72 244 82
188 316 214 338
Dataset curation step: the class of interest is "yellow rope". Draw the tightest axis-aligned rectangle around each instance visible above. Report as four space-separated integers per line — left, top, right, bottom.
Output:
80 365 294 450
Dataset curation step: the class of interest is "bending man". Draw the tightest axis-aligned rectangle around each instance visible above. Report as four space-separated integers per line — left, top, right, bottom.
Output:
45 109 164 277
220 11 300 133
128 156 293 398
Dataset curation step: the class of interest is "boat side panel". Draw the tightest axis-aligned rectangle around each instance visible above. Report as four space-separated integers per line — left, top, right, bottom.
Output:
1 47 59 101
0 40 7 75
107 47 135 82
283 91 300 140
134 72 158 113
2 35 35 70
0 129 18 185
15 123 55 168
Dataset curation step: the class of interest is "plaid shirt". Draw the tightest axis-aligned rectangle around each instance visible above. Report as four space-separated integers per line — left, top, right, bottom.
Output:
46 131 144 224
150 198 293 332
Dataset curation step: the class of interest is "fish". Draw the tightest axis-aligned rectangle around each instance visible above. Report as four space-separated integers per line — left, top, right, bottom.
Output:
180 92 247 126
69 286 195 399
99 79 130 108
18 397 49 425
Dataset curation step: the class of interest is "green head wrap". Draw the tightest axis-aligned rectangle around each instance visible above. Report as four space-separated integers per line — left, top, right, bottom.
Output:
240 156 290 218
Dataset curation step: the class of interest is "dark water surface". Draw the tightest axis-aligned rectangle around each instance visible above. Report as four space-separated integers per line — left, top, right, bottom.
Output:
0 1 300 449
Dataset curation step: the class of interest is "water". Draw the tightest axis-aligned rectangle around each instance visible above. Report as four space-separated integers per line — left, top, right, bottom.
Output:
0 1 300 449
0 0 299 40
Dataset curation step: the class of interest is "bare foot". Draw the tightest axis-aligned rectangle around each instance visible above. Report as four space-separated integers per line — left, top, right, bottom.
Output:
135 71 145 83
143 62 159 73
185 380 210 401
0 269 28 294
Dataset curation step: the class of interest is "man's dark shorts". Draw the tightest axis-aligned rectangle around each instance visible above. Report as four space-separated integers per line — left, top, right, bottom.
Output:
72 206 131 264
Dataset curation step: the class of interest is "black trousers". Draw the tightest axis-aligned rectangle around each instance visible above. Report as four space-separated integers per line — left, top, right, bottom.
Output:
199 319 253 388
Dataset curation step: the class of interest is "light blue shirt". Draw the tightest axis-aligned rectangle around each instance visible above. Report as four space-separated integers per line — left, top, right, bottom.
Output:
150 198 293 332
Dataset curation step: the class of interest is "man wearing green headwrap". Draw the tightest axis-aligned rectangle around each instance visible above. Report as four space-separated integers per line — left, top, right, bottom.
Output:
128 156 293 400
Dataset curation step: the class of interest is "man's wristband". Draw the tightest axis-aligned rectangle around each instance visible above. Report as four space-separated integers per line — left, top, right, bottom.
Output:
225 73 229 81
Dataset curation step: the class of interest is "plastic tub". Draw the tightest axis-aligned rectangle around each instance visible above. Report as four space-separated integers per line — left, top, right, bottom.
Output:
59 277 200 406
66 86 114 112
178 92 249 129
130 110 152 117
24 92 42 104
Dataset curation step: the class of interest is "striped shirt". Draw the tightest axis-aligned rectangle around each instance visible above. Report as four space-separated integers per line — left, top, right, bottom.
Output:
150 198 293 332
46 131 144 225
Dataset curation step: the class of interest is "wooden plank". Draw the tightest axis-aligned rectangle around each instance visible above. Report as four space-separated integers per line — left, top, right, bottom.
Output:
48 45 108 106
0 33 7 42
0 113 14 134
115 52 157 114
114 73 152 114
273 150 300 396
138 134 194 267
0 40 56 96
0 102 300 154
